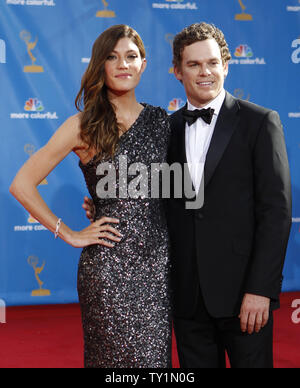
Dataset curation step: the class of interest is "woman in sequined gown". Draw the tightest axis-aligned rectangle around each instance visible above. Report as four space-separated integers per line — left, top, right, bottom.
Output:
10 25 172 368
78 103 172 368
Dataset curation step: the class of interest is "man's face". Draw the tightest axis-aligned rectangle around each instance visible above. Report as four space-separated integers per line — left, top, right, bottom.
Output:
174 38 229 108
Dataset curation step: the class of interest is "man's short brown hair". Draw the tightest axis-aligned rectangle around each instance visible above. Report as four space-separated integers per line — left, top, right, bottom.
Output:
173 23 232 69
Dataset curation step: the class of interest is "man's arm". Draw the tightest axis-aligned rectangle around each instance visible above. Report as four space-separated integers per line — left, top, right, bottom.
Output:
240 110 292 334
246 110 292 299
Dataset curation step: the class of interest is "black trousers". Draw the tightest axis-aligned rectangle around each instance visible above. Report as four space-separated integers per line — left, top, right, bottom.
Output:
173 290 274 369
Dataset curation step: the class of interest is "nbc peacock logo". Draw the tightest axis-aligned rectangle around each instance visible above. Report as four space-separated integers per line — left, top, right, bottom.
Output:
234 44 253 58
168 98 185 113
230 44 266 65
24 98 44 112
10 98 58 120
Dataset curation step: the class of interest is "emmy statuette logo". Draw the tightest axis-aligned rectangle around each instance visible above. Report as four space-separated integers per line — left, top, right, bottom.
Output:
96 0 116 18
165 34 175 74
235 0 253 21
0 39 6 64
20 30 44 73
28 256 51 297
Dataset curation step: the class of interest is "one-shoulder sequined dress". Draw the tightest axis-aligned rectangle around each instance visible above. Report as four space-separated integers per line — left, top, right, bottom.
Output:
78 105 172 368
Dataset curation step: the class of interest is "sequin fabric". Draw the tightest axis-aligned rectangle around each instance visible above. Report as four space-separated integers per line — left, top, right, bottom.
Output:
78 104 172 368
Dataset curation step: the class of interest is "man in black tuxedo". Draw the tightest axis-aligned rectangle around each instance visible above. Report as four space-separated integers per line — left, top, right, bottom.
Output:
83 22 292 368
166 23 292 368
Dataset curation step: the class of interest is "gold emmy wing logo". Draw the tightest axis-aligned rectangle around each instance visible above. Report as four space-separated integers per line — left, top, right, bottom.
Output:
235 0 253 21
96 0 116 18
24 144 48 185
165 34 175 74
20 30 44 73
28 256 51 297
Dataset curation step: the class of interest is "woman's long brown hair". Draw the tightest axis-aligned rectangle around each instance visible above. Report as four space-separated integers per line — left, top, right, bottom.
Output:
75 25 146 161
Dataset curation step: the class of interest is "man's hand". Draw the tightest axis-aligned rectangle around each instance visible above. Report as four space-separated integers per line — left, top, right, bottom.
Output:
82 196 95 223
239 293 271 335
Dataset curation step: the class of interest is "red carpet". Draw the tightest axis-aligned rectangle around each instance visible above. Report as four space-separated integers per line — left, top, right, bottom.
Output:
0 292 299 368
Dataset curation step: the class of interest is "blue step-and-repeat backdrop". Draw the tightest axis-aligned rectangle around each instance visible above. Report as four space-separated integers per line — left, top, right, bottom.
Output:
0 0 299 306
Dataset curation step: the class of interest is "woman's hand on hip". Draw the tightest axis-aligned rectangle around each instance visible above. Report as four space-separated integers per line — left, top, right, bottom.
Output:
69 217 122 248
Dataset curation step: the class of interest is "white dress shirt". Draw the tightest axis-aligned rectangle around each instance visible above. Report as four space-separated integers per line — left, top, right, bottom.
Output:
185 89 226 194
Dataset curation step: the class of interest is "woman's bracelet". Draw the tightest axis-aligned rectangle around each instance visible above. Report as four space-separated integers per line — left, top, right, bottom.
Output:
54 218 62 239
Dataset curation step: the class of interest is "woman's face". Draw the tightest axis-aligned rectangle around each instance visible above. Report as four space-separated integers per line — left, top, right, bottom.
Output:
104 37 146 94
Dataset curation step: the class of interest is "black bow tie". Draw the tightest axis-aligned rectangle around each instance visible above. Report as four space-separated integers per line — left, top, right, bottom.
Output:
182 107 215 126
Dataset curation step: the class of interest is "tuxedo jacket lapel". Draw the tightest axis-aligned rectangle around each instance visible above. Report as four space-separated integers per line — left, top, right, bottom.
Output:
169 105 196 201
170 104 187 165
204 92 240 188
